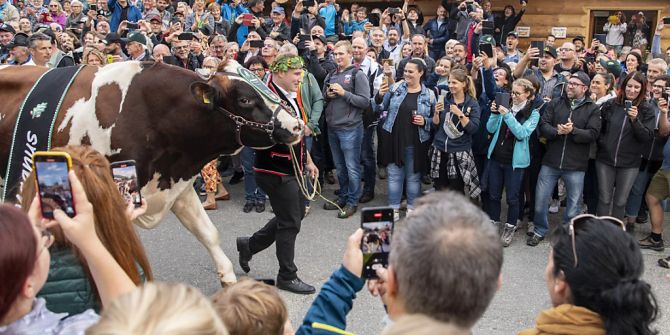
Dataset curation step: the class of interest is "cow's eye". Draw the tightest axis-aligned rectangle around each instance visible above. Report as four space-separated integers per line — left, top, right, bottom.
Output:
239 97 252 105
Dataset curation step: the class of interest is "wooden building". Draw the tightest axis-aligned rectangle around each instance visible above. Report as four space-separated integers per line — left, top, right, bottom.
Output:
339 0 670 51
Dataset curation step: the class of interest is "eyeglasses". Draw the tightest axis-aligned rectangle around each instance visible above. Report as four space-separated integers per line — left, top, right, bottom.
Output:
37 228 54 256
559 48 575 52
263 44 274 48
174 45 189 50
568 214 625 267
511 91 524 96
250 67 265 72
567 81 586 87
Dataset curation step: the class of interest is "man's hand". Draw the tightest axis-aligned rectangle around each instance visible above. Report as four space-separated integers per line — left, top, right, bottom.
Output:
252 17 261 28
367 267 389 300
329 83 346 96
343 229 364 277
378 80 389 97
306 159 319 178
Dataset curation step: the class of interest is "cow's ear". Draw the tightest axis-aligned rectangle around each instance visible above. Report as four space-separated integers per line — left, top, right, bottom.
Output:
190 82 215 106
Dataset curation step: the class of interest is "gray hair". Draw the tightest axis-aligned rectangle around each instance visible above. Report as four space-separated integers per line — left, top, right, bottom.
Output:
28 32 52 49
390 191 503 328
649 58 669 73
277 43 298 57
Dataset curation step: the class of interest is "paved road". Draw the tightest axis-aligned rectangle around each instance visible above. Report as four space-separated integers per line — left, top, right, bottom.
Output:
137 181 670 335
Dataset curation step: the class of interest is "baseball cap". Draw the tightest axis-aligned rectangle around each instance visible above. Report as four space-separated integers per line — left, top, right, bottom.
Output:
7 33 30 49
103 32 122 45
312 34 326 45
271 6 285 14
124 32 147 46
571 71 591 87
0 23 16 34
572 35 585 43
507 31 518 38
599 59 622 78
544 46 557 59
480 34 495 45
147 14 162 22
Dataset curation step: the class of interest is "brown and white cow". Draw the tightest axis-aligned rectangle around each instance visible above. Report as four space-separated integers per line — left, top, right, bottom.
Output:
0 60 304 285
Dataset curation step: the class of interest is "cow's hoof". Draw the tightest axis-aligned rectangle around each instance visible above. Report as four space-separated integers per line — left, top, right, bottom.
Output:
202 202 217 210
237 237 252 273
215 193 230 201
221 281 236 288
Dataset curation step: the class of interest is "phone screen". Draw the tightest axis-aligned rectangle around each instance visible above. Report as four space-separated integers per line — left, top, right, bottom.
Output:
495 92 511 110
479 43 493 58
111 160 142 208
127 22 139 29
242 13 253 26
249 40 264 48
625 100 633 109
530 41 545 57
361 207 394 279
90 4 97 11
34 156 75 219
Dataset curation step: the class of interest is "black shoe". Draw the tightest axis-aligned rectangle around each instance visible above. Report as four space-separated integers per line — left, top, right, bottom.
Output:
337 205 357 219
242 201 255 213
323 201 345 210
325 171 336 184
333 189 341 196
276 277 316 294
236 237 252 273
526 234 544 247
359 192 374 203
639 234 665 251
421 175 432 185
625 223 635 234
378 167 387 180
636 214 649 224
229 171 244 185
255 202 266 213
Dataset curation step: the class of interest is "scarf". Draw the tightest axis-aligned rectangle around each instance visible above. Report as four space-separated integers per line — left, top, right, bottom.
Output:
518 304 605 335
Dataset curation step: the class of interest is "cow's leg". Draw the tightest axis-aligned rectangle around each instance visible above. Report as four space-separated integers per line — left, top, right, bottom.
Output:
171 185 236 286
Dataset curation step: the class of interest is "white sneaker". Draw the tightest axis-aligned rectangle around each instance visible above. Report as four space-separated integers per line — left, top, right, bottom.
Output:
393 209 400 222
549 199 560 214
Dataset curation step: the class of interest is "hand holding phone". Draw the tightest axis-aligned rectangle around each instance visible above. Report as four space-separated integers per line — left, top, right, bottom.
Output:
110 160 142 208
360 207 395 279
33 151 76 219
242 13 253 26
495 92 511 109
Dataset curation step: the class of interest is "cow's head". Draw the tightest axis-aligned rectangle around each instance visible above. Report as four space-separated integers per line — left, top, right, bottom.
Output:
190 60 303 149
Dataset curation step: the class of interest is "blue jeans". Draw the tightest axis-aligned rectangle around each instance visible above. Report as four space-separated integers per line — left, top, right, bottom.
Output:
387 146 421 209
241 147 266 203
361 126 377 195
328 126 363 207
533 165 585 237
486 160 525 226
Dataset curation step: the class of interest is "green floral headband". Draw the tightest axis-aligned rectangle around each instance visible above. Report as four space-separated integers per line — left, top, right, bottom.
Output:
270 55 304 73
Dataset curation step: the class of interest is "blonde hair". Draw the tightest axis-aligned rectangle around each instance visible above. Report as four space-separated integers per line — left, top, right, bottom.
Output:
83 48 106 65
381 314 467 335
210 278 288 335
334 40 353 54
449 69 476 98
87 282 228 335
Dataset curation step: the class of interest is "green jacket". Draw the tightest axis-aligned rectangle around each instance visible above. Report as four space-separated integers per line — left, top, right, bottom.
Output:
301 71 324 136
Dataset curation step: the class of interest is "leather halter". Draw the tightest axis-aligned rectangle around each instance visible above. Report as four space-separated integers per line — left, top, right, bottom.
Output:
210 70 289 147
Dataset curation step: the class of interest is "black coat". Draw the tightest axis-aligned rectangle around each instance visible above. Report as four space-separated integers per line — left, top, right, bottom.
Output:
163 54 200 71
597 99 656 168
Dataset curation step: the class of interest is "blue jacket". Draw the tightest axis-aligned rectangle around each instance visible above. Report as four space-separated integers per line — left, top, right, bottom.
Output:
487 108 540 169
373 81 435 143
319 4 337 37
107 0 142 33
432 93 481 153
296 266 365 335
344 19 368 35
423 18 449 53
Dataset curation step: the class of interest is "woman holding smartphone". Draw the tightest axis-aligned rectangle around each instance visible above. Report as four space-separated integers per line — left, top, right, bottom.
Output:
185 0 214 34
20 146 152 315
430 69 481 200
486 79 540 247
596 71 655 224
374 58 440 213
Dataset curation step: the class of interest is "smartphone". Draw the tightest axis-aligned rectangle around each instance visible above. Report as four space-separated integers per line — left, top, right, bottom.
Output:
625 100 632 110
530 41 545 57
303 0 315 7
242 13 253 26
482 20 494 35
33 152 76 220
479 43 493 58
89 3 97 11
110 160 142 208
663 17 670 25
361 207 395 279
127 22 139 29
495 92 511 110
249 40 264 48
96 9 106 17
594 34 606 45
388 7 401 14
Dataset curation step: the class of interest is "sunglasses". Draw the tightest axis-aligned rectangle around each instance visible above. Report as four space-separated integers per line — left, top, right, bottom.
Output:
568 214 625 267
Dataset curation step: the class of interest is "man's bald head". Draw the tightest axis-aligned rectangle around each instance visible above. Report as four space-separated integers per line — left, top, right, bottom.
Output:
152 43 171 62
351 37 368 63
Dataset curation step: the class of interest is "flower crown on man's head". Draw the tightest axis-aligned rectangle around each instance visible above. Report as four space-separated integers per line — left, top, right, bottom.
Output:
270 55 304 73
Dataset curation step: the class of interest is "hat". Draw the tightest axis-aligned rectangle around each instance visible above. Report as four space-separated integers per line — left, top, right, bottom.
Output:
103 32 122 45
572 35 585 43
479 34 495 45
543 46 557 59
599 59 622 78
7 32 29 49
507 31 518 38
312 34 326 45
124 32 147 46
271 6 285 14
147 14 161 22
0 23 16 34
174 10 185 16
571 71 591 87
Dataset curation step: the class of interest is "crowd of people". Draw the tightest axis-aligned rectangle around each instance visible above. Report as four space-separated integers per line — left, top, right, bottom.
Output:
1 0 670 333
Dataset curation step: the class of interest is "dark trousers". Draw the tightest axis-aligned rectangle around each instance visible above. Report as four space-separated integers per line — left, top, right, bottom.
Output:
361 126 377 194
486 159 525 226
434 153 465 194
249 173 306 281
583 159 599 215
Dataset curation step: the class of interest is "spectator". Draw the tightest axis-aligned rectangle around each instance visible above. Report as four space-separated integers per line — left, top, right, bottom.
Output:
18 17 32 34
520 216 658 335
404 5 424 36
624 50 643 75
0 174 136 334
604 11 627 52
503 31 522 65
87 282 228 335
423 5 448 60
529 72 601 247
343 5 368 35
42 1 67 29
369 27 390 63
430 68 481 199
152 42 170 62
297 191 503 334
186 0 214 34
628 12 649 51
374 58 438 213
102 32 127 61
322 40 370 219
318 0 337 42
125 31 151 60
494 1 526 45
0 0 20 25
66 0 86 33
383 27 404 65
7 32 34 65
260 37 278 65
555 42 581 77
596 71 655 223
545 34 556 48
28 31 52 66
266 6 289 41
211 279 292 335
395 34 435 82
515 46 564 101
303 33 335 85
163 34 200 70
83 47 106 65
108 0 142 33
290 0 323 40
486 78 540 247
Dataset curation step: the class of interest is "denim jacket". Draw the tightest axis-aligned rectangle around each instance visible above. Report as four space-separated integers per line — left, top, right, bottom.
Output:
373 81 435 143
487 108 540 169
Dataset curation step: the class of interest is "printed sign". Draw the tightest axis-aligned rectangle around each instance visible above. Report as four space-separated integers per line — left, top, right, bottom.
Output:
552 27 567 39
516 26 530 37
